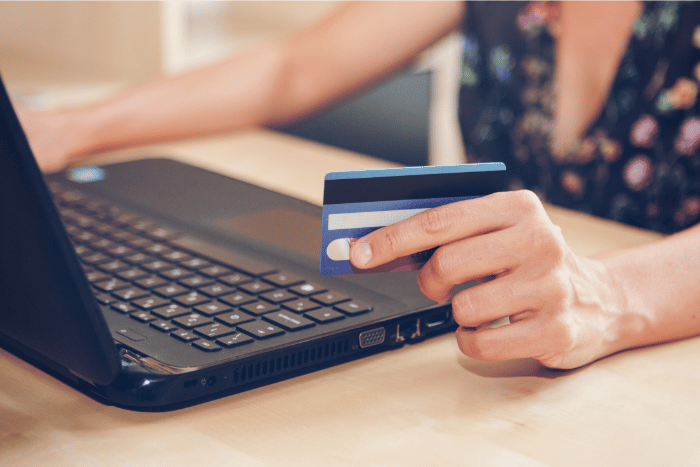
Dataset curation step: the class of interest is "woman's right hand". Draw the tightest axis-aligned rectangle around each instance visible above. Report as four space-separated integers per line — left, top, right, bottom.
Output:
15 107 82 173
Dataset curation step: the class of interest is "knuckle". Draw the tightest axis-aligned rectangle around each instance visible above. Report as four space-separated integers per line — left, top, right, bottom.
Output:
376 227 403 254
512 189 542 212
451 291 477 325
465 332 500 361
428 246 459 281
525 223 568 264
418 205 458 236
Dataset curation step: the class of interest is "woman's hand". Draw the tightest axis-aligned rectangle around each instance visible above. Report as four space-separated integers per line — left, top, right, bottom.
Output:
349 190 636 369
15 107 82 173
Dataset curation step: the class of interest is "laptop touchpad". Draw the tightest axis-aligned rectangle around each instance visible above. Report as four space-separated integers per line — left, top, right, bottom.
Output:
212 209 322 261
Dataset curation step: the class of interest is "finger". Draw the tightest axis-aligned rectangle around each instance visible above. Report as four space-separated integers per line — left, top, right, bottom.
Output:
350 191 541 269
449 272 543 327
455 318 553 363
416 226 523 302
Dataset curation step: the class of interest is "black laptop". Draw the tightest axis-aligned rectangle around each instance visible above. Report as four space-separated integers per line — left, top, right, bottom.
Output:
0 74 499 410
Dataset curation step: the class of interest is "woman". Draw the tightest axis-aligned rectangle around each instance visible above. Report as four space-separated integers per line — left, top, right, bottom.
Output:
19 1 700 369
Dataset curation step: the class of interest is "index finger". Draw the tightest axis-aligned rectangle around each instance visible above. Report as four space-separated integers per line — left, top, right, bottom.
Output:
349 190 538 269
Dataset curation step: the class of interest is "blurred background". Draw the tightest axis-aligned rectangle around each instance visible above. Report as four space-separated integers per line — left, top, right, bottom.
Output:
0 1 465 165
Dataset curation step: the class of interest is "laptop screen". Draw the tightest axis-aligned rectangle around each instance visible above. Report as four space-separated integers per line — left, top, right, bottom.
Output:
0 76 120 385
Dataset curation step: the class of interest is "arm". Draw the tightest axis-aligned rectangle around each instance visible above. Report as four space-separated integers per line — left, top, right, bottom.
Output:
349 190 700 369
21 1 465 172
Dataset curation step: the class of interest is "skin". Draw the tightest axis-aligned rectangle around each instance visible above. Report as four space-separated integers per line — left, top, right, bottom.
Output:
19 1 700 369
18 1 465 172
350 191 700 369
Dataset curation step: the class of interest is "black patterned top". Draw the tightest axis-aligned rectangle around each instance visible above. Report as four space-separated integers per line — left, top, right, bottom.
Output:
458 1 700 233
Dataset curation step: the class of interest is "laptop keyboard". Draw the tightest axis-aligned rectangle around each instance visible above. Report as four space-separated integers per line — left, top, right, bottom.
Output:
49 183 373 353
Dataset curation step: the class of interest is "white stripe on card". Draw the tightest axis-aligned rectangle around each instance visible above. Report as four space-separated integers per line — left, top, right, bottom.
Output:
327 208 428 231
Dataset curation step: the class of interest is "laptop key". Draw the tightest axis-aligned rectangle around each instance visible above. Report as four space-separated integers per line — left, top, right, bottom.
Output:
173 291 210 307
151 303 191 319
73 244 94 257
143 243 172 256
193 323 236 339
214 310 255 326
311 291 351 306
179 275 215 288
199 265 234 278
194 301 232 317
259 290 297 304
94 278 130 293
240 301 279 316
282 298 321 314
115 267 150 281
130 311 157 323
219 292 256 307
216 332 254 348
160 267 194 281
238 280 275 295
113 287 149 301
107 245 135 257
305 308 346 324
179 257 212 269
217 272 253 286
81 252 111 265
124 252 158 265
111 302 137 314
132 295 170 310
289 282 327 297
95 293 118 305
135 275 169 289
198 283 235 297
142 260 173 272
237 321 285 339
150 320 179 333
173 313 212 329
97 260 132 273
161 250 192 262
86 270 110 283
263 311 315 331
171 330 199 342
334 300 373 316
191 340 221 352
154 284 189 298
262 272 304 287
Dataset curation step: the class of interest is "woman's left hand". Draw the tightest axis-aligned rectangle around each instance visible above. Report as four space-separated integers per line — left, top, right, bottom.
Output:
349 190 632 369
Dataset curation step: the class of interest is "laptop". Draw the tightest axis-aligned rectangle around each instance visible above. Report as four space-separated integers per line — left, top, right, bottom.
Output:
0 74 495 410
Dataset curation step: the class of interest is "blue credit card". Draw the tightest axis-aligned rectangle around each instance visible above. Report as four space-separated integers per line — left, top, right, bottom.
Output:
320 162 506 275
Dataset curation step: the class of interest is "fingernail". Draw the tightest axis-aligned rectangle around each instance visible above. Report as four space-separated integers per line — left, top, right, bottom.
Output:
351 242 372 267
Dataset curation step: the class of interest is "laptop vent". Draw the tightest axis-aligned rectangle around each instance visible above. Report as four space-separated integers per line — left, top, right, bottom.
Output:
231 338 351 386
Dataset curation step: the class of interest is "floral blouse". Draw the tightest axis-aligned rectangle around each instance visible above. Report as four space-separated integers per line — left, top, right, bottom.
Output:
458 1 700 234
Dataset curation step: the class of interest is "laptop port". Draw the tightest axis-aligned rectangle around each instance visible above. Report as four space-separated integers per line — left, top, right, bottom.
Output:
423 309 450 330
359 327 386 348
396 319 421 343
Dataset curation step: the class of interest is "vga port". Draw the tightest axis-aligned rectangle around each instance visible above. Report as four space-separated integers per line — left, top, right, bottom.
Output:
359 327 386 348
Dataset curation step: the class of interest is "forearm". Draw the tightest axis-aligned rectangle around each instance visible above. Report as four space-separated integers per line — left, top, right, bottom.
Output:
43 1 465 164
597 223 700 353
56 45 288 158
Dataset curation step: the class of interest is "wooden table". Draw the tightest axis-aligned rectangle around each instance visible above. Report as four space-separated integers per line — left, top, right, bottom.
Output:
2 129 697 467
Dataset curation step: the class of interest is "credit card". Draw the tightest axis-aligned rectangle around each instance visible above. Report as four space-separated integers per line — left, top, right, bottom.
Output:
320 162 506 275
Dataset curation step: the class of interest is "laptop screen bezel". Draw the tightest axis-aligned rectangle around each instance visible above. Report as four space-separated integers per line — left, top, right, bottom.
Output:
0 74 120 386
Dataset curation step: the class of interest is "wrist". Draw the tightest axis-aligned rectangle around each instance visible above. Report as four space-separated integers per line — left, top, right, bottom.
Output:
595 253 655 356
56 107 104 164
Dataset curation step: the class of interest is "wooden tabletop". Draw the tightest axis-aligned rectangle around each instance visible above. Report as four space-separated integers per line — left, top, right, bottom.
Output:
2 129 697 467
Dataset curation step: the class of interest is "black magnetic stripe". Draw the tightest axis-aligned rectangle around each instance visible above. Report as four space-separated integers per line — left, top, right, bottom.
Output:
323 170 505 204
